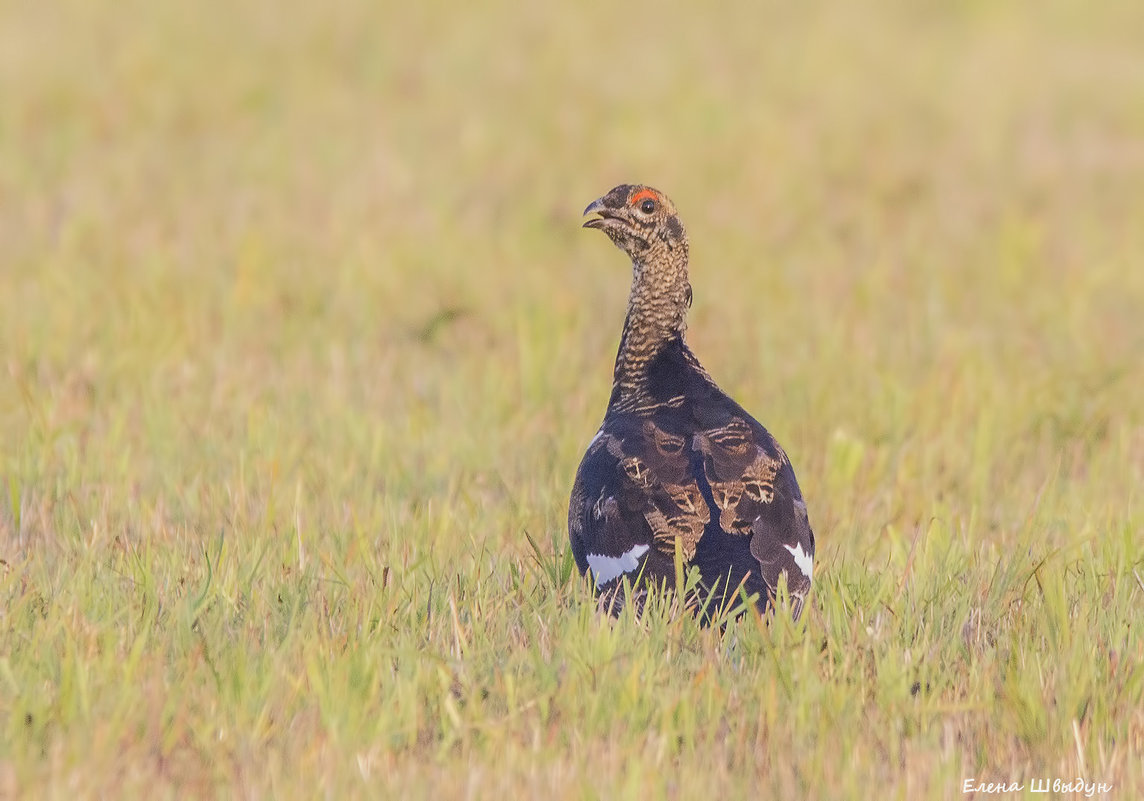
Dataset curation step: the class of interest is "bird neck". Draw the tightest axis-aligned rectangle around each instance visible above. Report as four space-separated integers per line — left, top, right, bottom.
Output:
613 245 692 394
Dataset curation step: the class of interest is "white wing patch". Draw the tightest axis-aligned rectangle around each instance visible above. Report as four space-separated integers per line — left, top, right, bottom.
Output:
586 544 650 588
783 542 814 580
587 427 605 449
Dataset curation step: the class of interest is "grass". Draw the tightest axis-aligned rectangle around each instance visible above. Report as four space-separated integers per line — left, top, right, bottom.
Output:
2 0 1143 797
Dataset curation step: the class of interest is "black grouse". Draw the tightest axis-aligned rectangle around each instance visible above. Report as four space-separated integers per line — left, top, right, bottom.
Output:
568 184 815 620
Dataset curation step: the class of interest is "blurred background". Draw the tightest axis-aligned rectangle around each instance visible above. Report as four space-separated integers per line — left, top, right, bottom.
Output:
2 0 1142 578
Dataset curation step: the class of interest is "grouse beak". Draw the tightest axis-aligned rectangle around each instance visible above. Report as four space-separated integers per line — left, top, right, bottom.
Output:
582 197 613 230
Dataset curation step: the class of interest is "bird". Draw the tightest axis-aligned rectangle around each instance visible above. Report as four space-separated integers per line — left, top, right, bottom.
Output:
568 184 815 621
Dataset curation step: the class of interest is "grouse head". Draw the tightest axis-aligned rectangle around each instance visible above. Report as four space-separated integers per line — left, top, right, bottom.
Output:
582 184 688 261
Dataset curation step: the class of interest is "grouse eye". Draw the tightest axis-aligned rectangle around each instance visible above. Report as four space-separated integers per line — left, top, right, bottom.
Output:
639 198 657 214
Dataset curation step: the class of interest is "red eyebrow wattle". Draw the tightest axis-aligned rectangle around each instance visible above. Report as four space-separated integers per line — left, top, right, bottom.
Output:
630 189 658 206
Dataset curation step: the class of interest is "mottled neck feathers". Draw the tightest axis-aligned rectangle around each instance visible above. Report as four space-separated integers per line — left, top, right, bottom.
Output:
612 239 697 407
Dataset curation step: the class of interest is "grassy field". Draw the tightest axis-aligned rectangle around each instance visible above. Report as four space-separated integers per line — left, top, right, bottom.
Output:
2 0 1143 797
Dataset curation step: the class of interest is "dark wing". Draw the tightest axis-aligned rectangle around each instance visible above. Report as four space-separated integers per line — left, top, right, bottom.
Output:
693 416 815 616
568 416 710 603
